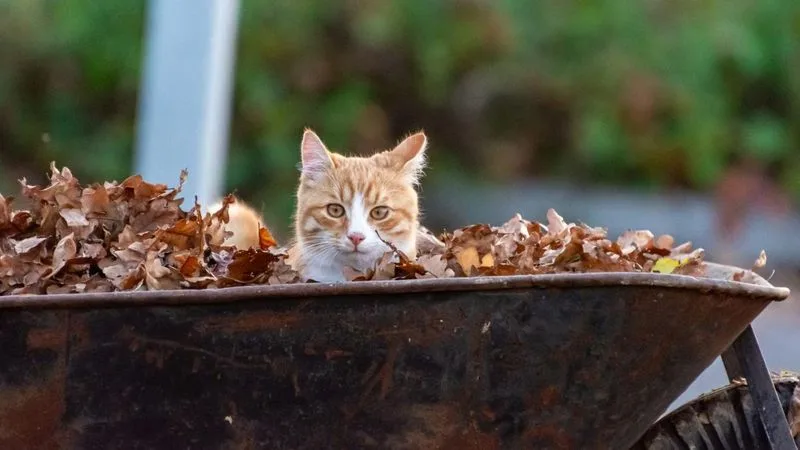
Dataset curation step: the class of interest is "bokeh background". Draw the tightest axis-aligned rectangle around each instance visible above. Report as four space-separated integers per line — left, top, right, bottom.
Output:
0 0 798 412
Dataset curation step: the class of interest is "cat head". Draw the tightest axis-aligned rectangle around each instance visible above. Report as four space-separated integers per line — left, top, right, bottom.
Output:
294 129 427 277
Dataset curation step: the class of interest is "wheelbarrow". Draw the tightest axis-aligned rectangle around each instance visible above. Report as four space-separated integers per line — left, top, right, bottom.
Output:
0 262 792 449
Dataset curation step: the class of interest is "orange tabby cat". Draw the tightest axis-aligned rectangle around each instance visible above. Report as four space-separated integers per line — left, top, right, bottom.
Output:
214 128 427 283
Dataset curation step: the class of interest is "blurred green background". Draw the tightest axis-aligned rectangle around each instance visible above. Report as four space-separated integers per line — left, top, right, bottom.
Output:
1 0 799 236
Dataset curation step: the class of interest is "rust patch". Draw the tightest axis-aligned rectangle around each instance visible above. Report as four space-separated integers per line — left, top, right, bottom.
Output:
67 314 91 353
0 316 70 449
383 403 500 450
26 327 64 351
194 310 305 333
480 405 497 422
0 375 71 449
344 340 402 421
302 342 354 360
439 423 501 450
324 349 353 360
539 385 561 408
360 339 400 402
523 425 573 450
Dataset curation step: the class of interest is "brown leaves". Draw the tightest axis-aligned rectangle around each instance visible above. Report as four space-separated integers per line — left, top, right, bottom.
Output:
343 208 706 281
1 164 296 295
0 164 721 295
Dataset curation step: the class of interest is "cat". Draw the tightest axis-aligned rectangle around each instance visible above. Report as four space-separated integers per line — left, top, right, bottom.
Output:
213 128 427 283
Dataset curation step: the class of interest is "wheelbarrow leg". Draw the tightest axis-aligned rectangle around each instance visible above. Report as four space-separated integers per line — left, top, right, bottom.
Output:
721 325 796 449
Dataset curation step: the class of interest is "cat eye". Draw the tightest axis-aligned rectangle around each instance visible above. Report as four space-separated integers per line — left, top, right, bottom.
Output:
370 206 390 220
326 203 345 218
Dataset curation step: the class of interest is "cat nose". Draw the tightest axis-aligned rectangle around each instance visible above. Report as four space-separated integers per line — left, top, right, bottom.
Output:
347 232 365 248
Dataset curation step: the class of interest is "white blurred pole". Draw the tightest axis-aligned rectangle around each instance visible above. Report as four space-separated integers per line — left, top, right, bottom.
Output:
134 0 240 206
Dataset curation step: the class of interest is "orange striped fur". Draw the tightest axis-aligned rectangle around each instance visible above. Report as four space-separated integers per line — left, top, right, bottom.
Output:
215 128 428 282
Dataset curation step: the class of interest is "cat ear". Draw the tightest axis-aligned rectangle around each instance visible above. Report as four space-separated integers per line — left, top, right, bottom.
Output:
300 129 333 179
388 132 428 185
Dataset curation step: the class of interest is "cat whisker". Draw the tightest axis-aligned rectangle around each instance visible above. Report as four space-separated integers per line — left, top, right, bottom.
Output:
302 244 340 262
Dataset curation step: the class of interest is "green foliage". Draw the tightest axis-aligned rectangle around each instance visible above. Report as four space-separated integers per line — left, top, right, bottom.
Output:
1 0 799 232
0 0 143 196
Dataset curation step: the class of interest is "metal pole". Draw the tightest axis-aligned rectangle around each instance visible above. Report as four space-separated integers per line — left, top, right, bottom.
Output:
134 0 240 206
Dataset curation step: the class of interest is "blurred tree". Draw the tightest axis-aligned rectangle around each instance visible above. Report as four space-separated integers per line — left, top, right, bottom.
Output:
0 0 144 191
0 0 798 235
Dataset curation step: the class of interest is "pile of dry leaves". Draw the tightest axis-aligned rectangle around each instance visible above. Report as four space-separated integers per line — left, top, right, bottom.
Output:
0 165 751 296
0 164 296 295
350 210 707 281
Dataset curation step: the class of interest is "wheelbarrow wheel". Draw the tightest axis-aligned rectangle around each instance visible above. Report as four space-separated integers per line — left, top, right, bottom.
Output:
632 373 799 450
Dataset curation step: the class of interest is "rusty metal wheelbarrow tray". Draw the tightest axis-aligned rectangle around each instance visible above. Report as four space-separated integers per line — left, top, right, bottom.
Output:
0 263 789 449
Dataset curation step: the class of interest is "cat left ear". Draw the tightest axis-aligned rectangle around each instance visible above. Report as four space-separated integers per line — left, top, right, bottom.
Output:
389 132 428 185
300 129 333 179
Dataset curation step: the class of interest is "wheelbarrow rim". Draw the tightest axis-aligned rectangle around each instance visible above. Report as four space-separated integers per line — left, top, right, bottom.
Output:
0 262 789 310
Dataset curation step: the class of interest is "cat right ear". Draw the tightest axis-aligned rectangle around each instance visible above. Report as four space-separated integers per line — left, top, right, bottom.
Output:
300 129 333 179
388 132 428 185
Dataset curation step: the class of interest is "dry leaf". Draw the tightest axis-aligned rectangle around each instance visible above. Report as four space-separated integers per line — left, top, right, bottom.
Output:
752 250 767 270
145 254 180 290
618 230 655 255
546 208 568 235
259 226 277 250
480 253 494 268
59 208 90 227
179 255 202 277
655 234 674 250
46 233 77 279
416 254 453 278
457 247 481 273
222 249 279 285
416 225 446 255
81 184 111 214
12 236 48 255
80 242 107 260
652 258 681 274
